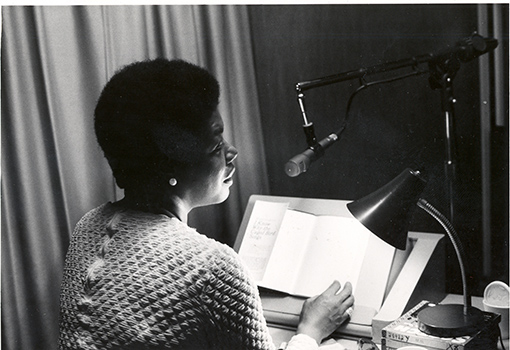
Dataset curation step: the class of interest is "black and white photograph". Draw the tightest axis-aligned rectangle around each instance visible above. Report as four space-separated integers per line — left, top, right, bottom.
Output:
1 3 509 350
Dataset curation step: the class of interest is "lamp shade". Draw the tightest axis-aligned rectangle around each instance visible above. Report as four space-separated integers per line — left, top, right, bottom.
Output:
347 168 427 250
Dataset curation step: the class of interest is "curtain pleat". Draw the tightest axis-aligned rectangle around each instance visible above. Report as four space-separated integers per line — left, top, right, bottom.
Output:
2 6 115 350
2 5 268 350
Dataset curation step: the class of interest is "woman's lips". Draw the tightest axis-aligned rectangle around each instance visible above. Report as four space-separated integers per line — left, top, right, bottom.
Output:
224 168 236 183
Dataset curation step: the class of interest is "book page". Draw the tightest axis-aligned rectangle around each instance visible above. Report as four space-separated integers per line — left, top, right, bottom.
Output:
291 216 369 297
237 200 289 281
354 233 396 311
258 209 317 294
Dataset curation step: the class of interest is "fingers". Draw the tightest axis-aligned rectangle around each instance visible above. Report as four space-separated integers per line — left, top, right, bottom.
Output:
322 280 342 296
319 281 355 317
331 284 355 320
322 280 352 299
343 294 355 316
298 282 356 342
333 295 355 327
337 281 352 298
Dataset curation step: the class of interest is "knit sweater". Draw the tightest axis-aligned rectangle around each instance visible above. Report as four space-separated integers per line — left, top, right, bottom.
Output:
58 203 318 350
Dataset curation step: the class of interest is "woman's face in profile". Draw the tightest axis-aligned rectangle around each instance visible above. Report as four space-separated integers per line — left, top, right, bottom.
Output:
177 110 238 208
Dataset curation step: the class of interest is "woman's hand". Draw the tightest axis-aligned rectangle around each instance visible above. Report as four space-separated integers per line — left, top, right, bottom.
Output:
296 280 354 344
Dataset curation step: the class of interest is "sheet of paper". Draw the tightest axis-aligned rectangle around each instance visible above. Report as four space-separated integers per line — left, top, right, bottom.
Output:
354 233 396 311
259 209 317 293
239 202 394 310
237 200 289 281
292 216 369 297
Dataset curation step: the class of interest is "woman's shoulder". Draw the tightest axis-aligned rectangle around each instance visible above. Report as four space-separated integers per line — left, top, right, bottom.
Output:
72 202 114 229
191 231 254 285
140 219 255 293
116 214 240 264
186 227 242 265
156 220 249 276
192 229 261 313
181 224 242 266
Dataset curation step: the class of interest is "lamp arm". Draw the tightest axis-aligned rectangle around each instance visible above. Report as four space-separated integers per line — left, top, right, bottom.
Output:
417 198 471 314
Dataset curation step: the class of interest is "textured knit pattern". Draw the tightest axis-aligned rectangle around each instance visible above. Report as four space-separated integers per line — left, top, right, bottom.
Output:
58 203 276 350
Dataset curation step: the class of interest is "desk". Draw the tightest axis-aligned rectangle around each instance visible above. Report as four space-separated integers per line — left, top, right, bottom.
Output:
268 294 509 349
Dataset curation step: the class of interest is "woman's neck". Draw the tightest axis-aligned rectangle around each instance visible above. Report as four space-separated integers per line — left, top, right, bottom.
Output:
118 192 190 224
159 195 190 223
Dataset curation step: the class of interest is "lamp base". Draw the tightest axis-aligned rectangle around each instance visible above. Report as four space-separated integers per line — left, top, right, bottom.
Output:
417 304 485 338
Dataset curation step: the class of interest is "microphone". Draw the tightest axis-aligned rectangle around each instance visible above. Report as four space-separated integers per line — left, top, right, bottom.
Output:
429 33 498 90
431 33 498 65
455 33 498 63
285 133 339 177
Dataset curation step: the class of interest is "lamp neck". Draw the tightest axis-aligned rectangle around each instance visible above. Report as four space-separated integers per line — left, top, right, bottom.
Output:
417 198 471 313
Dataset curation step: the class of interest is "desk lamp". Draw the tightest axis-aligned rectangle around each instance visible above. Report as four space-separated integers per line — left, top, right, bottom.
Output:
347 168 484 337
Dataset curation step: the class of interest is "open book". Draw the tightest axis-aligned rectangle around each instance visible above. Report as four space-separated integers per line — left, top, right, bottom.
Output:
237 200 381 299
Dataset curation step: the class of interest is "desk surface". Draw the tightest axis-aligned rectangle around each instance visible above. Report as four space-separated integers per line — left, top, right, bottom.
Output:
268 294 509 349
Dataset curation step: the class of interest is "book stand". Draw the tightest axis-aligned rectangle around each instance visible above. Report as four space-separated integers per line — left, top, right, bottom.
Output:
234 195 446 342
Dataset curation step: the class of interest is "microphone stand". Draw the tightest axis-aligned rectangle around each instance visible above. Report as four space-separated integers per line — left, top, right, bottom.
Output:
428 53 461 223
293 33 497 223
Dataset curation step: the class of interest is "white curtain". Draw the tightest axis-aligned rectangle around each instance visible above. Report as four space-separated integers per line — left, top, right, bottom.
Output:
1 5 269 350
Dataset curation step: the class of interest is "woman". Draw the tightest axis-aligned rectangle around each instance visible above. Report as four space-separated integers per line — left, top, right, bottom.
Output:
58 58 354 350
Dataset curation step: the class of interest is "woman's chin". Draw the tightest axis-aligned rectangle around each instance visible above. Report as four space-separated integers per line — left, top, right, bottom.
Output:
218 188 231 203
209 187 231 205
198 182 233 207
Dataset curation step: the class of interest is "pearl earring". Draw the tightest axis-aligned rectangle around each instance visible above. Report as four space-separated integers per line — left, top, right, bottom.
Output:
169 178 177 186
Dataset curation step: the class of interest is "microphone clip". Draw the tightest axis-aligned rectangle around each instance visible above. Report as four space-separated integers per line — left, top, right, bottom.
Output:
308 141 326 159
303 122 326 159
303 122 319 147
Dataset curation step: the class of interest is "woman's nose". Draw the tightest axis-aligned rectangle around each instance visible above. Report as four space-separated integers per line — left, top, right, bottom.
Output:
226 142 238 164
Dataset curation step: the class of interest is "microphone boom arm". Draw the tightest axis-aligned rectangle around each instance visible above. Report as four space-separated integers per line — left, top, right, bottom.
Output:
288 33 497 179
295 33 497 93
296 53 432 93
